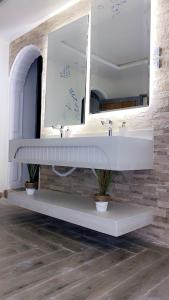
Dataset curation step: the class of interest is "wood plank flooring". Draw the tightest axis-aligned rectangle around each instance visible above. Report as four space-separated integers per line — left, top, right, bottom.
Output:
0 198 168 299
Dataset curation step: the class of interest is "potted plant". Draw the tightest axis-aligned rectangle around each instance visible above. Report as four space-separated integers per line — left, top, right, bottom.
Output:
94 169 113 212
25 164 39 196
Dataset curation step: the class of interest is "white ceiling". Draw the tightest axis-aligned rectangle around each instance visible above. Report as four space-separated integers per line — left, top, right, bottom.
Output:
92 0 151 65
48 16 88 65
0 0 74 42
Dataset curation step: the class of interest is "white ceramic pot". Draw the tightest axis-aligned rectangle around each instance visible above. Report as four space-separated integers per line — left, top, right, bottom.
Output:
95 201 108 213
26 188 36 196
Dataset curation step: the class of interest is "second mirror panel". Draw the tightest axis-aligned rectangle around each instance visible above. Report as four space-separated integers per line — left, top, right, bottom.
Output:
90 0 151 114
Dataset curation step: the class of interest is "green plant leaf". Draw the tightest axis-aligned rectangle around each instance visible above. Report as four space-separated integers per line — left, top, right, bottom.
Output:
27 164 39 182
95 169 115 195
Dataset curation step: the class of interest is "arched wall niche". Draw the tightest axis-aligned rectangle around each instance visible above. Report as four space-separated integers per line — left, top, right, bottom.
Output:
9 44 41 188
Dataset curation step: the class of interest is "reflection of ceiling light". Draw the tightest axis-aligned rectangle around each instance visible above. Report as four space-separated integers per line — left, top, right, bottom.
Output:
46 0 81 20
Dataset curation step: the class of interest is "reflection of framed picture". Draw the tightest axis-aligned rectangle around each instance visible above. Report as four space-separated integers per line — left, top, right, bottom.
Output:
100 95 149 111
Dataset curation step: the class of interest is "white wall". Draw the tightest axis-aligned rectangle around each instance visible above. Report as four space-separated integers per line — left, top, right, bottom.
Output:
0 39 9 191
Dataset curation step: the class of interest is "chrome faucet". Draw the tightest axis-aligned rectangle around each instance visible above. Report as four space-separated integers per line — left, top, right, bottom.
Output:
59 126 64 138
100 119 113 136
108 120 113 136
52 125 64 138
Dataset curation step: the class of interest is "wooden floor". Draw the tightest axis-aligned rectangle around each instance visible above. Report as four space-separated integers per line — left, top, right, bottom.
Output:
0 199 168 299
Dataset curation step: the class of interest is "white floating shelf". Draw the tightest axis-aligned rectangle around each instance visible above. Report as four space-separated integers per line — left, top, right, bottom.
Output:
8 190 153 237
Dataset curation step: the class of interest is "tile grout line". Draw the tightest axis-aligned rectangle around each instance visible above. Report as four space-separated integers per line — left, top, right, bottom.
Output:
143 273 169 298
0 248 44 264
95 253 169 300
5 248 126 298
33 223 142 254
53 250 141 299
7 224 88 252
0 248 73 275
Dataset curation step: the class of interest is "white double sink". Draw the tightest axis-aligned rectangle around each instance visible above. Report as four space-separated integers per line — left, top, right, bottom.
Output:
9 129 154 171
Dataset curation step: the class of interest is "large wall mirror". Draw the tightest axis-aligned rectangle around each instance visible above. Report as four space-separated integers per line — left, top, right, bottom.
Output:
90 0 151 114
45 15 89 127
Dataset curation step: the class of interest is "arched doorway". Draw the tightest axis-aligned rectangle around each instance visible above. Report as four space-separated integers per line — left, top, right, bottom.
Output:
9 45 42 188
90 89 107 114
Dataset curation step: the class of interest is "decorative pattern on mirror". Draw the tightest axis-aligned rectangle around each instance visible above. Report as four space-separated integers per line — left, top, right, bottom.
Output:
98 0 127 17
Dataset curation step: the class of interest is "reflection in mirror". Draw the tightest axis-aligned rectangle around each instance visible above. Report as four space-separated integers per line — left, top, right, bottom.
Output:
90 0 151 114
45 16 89 127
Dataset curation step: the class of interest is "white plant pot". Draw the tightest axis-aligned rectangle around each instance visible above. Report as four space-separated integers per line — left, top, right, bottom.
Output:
26 188 36 196
96 201 108 213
